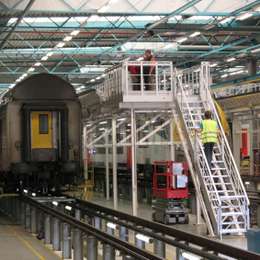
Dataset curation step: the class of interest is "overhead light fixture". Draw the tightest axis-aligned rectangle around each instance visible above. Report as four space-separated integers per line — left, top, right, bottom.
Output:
254 6 260 12
117 118 126 121
56 42 66 48
190 31 200 38
90 79 95 83
28 67 35 73
219 17 234 24
251 47 260 53
21 73 28 78
137 57 144 61
96 76 101 80
98 4 109 12
34 62 41 67
101 73 106 77
106 222 117 229
32 193 36 197
236 12 253 21
70 30 80 36
221 74 228 78
99 121 107 125
177 37 188 43
226 57 236 62
52 201 58 206
63 36 72 42
46 51 54 57
41 56 48 61
210 63 218 67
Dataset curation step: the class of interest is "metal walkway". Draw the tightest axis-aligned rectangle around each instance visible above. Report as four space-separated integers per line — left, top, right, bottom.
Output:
1 194 259 260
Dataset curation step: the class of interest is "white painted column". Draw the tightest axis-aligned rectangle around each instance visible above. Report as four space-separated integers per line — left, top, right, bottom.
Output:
112 116 118 210
170 119 175 161
232 116 241 172
105 132 110 200
131 109 138 216
196 191 202 225
83 126 88 181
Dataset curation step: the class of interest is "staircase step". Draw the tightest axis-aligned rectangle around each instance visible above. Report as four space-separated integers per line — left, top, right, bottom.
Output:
222 221 246 225
221 212 244 217
205 182 232 186
220 195 246 200
221 228 247 234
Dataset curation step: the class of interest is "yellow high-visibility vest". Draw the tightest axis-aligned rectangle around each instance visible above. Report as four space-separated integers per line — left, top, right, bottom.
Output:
201 119 218 144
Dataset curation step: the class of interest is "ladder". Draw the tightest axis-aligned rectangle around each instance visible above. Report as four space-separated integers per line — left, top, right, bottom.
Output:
173 62 250 237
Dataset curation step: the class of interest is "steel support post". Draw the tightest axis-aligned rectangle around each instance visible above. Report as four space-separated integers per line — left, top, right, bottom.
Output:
87 235 98 260
52 217 60 251
105 133 110 200
44 214 51 244
196 191 202 225
62 223 71 259
103 224 115 260
20 201 25 227
131 108 138 216
112 115 118 210
83 126 89 181
170 119 175 161
31 207 37 234
25 204 31 232
73 209 83 260
154 233 165 258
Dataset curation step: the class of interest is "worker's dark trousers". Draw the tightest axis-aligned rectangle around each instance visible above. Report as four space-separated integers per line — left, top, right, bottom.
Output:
203 142 215 167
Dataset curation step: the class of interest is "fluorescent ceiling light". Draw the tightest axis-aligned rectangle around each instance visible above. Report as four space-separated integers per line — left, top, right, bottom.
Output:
122 42 171 51
251 47 260 53
52 201 58 206
22 73 28 78
101 73 106 77
190 31 200 38
65 205 72 211
117 118 126 121
99 121 107 125
98 5 109 12
7 18 18 25
221 74 228 78
70 30 80 36
210 63 218 67
46 51 54 57
96 76 101 80
219 17 234 24
110 0 119 3
177 37 188 43
34 62 41 67
41 56 48 61
236 12 253 21
28 67 35 72
106 222 117 229
226 57 236 62
90 79 95 82
254 6 260 12
137 57 144 61
63 36 72 42
56 42 66 48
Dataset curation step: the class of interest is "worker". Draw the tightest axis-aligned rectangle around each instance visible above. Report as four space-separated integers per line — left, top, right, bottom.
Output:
200 110 219 167
143 49 156 90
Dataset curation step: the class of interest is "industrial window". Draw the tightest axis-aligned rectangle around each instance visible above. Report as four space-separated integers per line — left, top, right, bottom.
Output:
39 114 49 134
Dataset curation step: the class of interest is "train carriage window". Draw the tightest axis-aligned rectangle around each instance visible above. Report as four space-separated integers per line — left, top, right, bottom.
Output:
39 114 49 134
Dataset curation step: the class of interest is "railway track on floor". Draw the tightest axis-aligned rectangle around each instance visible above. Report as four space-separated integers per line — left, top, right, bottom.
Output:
0 193 259 260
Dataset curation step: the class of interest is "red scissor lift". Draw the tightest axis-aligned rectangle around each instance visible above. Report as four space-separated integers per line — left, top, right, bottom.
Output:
152 161 189 224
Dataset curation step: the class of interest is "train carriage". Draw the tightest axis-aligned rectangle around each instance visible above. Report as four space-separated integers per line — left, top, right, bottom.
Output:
0 73 81 192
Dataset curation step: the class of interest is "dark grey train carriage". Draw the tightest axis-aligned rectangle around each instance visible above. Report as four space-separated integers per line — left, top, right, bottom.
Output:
0 73 81 192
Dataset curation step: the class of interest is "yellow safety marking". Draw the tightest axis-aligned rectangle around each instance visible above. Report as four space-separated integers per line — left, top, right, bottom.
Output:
9 226 46 260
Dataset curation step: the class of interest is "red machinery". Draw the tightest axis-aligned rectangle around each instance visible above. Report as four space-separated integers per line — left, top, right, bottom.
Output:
152 161 189 224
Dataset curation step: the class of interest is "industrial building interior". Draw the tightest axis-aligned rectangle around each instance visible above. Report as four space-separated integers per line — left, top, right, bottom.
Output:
0 0 260 259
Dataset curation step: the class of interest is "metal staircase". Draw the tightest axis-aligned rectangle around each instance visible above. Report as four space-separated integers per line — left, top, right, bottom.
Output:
173 62 250 237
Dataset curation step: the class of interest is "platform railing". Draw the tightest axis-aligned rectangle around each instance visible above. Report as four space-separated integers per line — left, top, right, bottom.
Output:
1 194 259 260
95 61 173 104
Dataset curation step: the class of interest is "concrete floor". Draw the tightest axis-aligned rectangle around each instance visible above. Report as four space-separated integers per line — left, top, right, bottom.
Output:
90 192 248 251
0 213 60 260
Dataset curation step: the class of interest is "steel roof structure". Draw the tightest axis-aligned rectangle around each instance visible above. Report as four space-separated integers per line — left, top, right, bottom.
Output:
0 0 259 91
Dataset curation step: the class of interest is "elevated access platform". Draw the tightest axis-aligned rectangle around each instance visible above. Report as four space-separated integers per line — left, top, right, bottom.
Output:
82 61 249 238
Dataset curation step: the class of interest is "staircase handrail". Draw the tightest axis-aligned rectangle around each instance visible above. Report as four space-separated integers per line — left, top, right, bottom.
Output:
200 62 249 206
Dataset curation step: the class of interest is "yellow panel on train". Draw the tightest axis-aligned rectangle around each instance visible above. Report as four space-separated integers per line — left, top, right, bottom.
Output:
31 111 52 149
